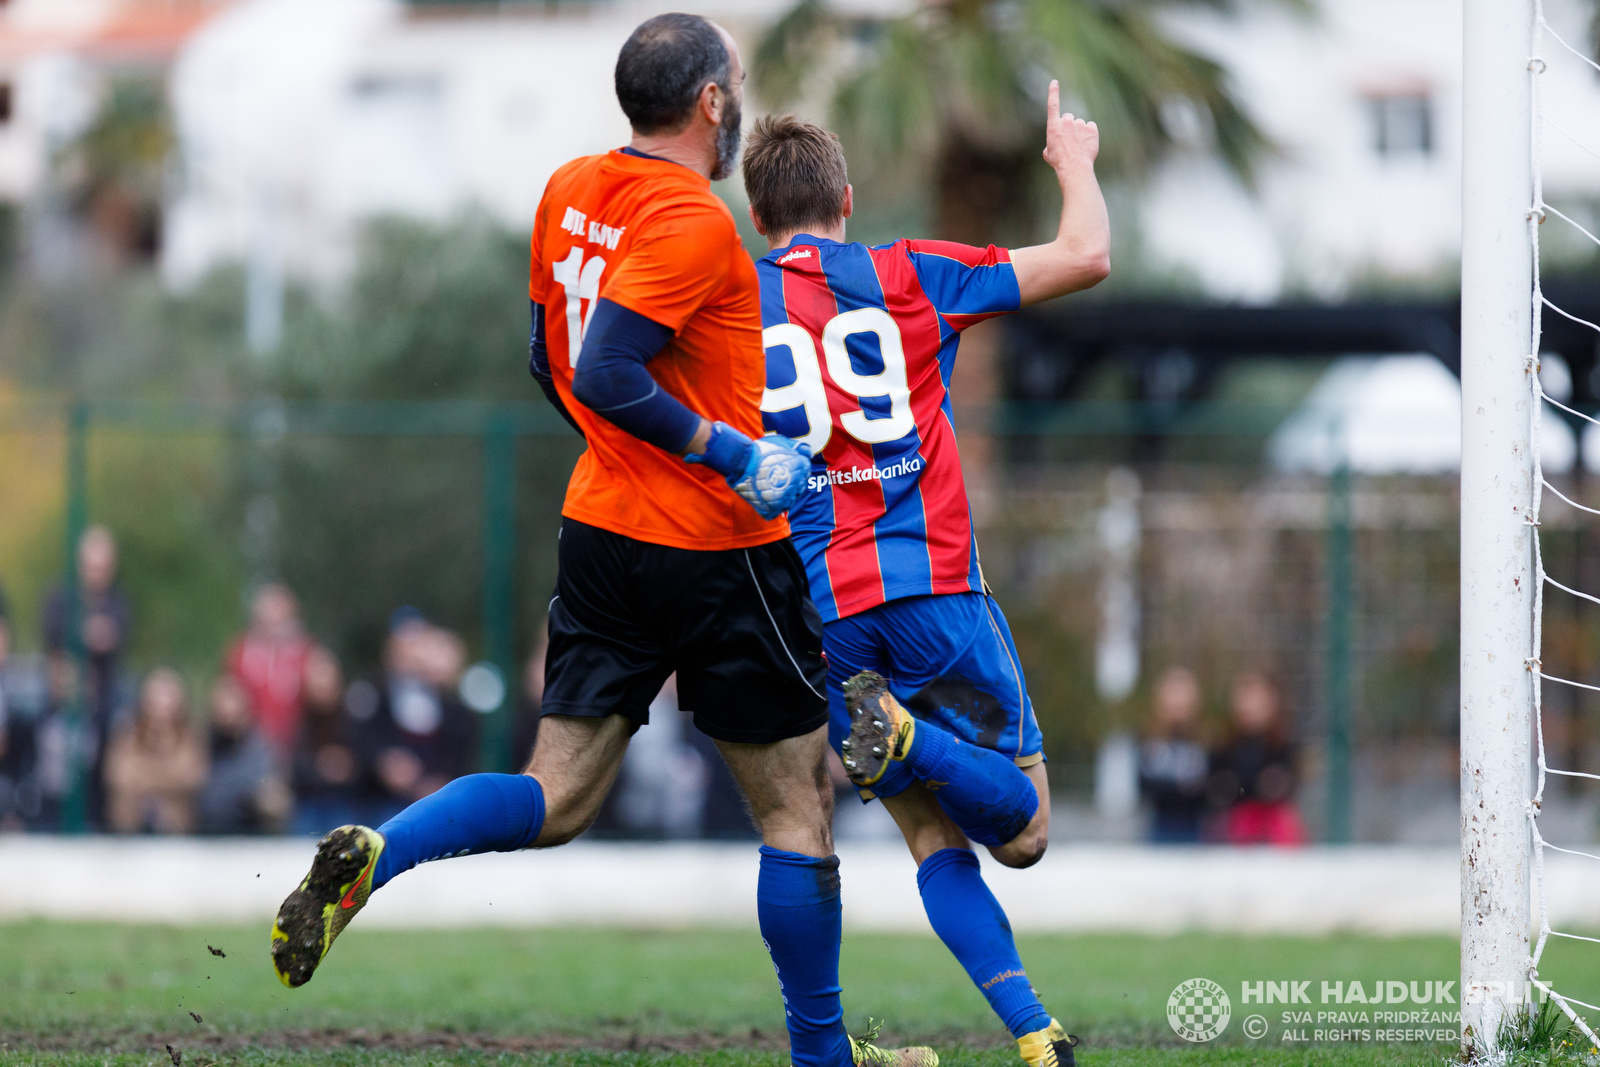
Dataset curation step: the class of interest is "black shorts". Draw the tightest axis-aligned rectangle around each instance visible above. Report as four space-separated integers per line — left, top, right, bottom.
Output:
542 518 829 744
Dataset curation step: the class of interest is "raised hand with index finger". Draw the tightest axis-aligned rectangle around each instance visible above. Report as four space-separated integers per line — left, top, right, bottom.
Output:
1041 78 1100 179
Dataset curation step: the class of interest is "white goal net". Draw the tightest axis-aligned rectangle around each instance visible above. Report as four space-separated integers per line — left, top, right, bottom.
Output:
1524 0 1600 1047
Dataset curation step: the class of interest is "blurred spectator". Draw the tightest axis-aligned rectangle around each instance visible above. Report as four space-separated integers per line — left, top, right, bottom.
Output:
1138 666 1210 843
415 623 467 693
1207 670 1308 846
43 525 130 828
228 583 315 756
198 675 290 834
0 585 10 757
104 669 207 834
685 716 761 841
511 631 546 769
608 675 709 839
0 591 36 831
27 656 77 830
353 610 476 819
291 645 374 836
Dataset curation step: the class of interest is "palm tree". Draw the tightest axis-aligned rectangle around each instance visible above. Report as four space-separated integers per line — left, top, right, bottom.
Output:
58 77 173 262
756 0 1300 246
755 0 1304 500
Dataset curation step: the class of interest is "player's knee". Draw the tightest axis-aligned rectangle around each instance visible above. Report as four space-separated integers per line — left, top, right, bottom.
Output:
785 796 836 854
768 752 835 821
757 787 834 856
991 828 1048 869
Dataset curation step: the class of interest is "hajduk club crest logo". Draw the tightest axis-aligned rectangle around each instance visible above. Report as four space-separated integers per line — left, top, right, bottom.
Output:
1168 978 1231 1042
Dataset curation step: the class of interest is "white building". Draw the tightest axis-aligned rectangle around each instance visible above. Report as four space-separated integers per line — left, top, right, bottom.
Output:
161 0 1600 299
1148 0 1600 300
161 0 794 288
0 0 224 206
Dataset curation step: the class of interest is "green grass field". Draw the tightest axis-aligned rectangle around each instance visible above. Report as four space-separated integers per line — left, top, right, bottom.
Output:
3 921 1590 1067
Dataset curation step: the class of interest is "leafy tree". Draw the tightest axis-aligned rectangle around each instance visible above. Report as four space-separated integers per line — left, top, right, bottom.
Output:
268 216 579 670
275 214 532 401
0 216 576 678
757 0 1297 245
56 77 173 261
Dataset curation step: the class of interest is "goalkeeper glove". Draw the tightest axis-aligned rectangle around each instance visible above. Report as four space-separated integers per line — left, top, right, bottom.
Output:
685 421 812 520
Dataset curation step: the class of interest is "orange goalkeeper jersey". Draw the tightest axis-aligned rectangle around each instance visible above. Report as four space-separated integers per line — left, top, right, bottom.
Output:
529 148 786 551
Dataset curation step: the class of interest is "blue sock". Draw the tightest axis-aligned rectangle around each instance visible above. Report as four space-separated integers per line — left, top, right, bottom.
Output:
918 848 1052 1037
757 846 852 1067
903 722 1039 847
371 773 545 889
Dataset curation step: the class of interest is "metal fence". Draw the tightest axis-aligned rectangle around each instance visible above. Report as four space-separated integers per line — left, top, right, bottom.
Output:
0 395 1480 842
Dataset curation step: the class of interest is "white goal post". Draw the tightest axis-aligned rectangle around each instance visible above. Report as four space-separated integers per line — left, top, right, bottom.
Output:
1460 0 1536 1053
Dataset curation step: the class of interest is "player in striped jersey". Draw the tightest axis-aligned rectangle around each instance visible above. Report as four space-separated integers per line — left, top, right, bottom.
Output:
742 86 1109 1067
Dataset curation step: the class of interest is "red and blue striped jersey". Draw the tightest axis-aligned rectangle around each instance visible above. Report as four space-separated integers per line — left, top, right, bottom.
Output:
758 235 1021 622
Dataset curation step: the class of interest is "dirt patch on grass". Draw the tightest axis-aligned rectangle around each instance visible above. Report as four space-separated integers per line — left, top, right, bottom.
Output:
0 1026 1017 1056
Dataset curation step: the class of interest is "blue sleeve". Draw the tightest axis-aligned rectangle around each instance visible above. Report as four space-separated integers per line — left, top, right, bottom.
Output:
903 239 1021 330
569 298 702 454
528 301 582 435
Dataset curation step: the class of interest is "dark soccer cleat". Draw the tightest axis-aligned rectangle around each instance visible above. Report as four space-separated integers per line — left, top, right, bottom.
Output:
840 671 916 787
1016 1019 1078 1067
849 1019 939 1067
270 825 384 988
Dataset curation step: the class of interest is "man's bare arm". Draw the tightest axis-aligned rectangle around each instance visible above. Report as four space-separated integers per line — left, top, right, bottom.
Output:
1010 80 1111 307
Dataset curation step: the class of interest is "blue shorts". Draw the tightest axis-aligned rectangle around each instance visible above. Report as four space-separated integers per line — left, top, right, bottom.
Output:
823 591 1045 801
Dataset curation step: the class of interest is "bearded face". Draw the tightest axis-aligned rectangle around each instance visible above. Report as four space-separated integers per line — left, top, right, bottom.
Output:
710 87 742 181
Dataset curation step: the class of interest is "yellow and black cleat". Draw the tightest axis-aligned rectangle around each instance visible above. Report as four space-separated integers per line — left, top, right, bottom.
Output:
270 825 384 988
849 1019 939 1067
1017 1019 1078 1067
840 671 916 787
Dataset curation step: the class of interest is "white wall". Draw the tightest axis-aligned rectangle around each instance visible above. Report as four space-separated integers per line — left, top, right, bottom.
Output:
0 53 101 201
162 0 794 287
0 0 121 203
163 0 1600 294
1148 0 1600 301
165 0 395 287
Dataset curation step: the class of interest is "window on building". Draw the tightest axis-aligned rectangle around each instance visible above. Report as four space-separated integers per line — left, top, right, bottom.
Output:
0 83 13 125
332 72 454 216
1369 93 1433 159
